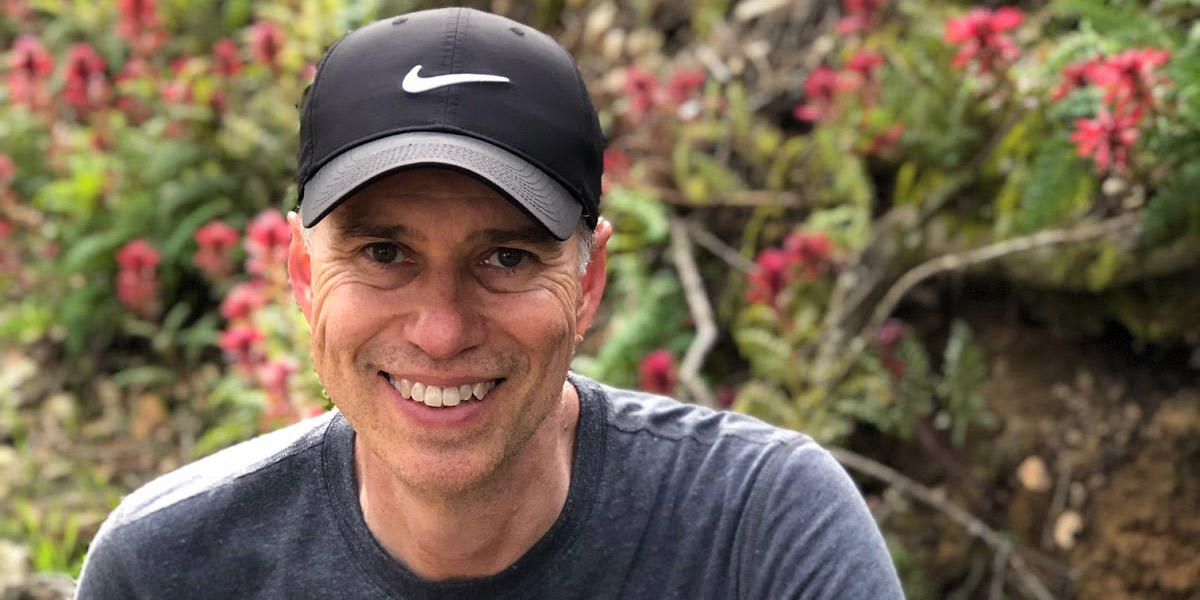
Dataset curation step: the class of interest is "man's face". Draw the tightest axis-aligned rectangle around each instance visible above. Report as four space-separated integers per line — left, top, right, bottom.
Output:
288 168 606 495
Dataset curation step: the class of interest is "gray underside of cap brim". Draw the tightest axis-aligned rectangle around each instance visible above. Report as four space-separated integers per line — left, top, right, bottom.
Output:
300 131 580 240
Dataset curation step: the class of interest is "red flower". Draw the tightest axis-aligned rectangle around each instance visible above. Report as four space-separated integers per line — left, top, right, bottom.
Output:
1087 48 1170 114
1070 109 1140 174
745 248 791 305
117 0 166 55
666 68 705 104
836 0 889 34
874 318 908 379
638 349 677 395
248 21 284 68
244 209 291 276
846 50 884 81
220 280 267 321
213 38 243 78
193 220 240 281
784 231 837 280
115 239 161 318
0 220 12 239
865 123 905 155
1051 58 1100 101
944 7 1023 74
793 66 852 122
63 43 110 115
6 35 53 108
623 66 662 118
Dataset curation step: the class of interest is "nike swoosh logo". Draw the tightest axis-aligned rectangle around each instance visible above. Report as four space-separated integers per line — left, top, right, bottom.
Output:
401 65 511 93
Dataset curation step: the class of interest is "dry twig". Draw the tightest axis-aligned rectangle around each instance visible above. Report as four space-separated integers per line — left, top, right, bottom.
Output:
828 447 1058 600
668 218 718 407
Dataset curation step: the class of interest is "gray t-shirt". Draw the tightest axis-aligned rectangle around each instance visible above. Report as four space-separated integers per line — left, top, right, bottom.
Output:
75 374 904 599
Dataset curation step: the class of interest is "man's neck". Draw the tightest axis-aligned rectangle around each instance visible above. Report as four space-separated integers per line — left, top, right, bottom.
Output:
355 382 580 580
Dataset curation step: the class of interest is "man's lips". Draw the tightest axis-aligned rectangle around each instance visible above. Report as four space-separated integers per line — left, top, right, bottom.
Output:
380 372 502 408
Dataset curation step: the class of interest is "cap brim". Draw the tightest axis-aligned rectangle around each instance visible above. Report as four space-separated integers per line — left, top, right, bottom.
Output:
300 131 580 240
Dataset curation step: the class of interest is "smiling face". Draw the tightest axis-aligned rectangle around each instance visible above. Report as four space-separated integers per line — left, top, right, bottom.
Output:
288 168 607 496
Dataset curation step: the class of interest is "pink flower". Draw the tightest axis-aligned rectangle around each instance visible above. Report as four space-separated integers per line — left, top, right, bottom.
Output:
0 220 12 239
219 324 265 370
944 7 1023 73
666 68 705 104
248 21 284 68
115 239 161 318
192 220 240 280
746 248 791 305
0 154 15 185
793 66 852 122
1087 48 1170 114
220 280 267 321
1070 109 1140 174
638 349 677 395
244 209 291 276
623 66 662 118
213 38 243 77
117 0 166 55
836 0 889 34
6 35 53 108
116 238 161 273
602 149 631 192
257 358 296 399
63 43 110 115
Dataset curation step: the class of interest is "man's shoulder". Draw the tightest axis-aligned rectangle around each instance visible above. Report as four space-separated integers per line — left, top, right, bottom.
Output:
576 374 805 449
108 410 337 529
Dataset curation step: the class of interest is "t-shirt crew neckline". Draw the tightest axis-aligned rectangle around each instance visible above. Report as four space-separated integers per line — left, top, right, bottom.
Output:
320 373 608 598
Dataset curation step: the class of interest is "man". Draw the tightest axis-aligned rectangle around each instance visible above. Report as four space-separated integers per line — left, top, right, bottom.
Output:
76 8 904 599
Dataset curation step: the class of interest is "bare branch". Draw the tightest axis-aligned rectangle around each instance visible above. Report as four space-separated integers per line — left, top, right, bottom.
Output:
685 219 757 273
829 446 1059 600
668 218 718 407
861 212 1142 350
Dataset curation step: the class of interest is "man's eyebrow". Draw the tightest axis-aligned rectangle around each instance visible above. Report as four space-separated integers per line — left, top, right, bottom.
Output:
328 221 423 242
468 226 561 250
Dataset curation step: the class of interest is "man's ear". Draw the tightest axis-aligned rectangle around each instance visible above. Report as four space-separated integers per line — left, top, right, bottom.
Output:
575 218 612 337
287 212 313 322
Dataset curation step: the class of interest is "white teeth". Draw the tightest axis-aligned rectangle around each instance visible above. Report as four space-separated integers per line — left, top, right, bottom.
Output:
442 386 461 407
388 376 498 407
424 385 444 407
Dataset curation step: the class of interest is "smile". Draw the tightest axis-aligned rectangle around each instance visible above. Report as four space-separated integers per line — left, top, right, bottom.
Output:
380 372 500 408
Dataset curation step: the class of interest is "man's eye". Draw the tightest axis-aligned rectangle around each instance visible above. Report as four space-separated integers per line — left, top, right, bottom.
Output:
365 243 403 264
485 248 529 269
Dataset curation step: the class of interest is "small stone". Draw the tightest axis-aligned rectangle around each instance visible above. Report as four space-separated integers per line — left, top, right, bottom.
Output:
1053 510 1084 550
1017 456 1053 492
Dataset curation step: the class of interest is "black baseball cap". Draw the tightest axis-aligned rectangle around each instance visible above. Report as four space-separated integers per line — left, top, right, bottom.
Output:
296 8 603 240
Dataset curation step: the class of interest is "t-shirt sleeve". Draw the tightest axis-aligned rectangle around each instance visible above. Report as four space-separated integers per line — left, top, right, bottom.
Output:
736 439 905 600
74 509 139 600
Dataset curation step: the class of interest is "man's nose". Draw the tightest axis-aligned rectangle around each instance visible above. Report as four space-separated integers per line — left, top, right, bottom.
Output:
405 269 482 360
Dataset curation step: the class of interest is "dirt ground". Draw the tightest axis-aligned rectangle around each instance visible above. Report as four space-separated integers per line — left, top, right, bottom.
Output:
880 296 1200 599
